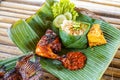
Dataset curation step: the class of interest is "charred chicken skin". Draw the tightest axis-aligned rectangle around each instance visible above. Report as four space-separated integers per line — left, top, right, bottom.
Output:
36 29 61 59
3 54 42 80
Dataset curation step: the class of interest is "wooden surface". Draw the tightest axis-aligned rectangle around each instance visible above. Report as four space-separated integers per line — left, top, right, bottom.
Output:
0 0 120 80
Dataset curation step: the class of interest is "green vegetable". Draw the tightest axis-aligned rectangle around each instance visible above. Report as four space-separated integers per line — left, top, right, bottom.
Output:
64 12 72 20
53 14 67 28
52 0 78 20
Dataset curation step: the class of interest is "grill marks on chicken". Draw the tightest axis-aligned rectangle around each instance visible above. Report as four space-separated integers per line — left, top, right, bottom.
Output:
39 29 57 45
4 69 22 80
3 54 42 80
36 29 61 59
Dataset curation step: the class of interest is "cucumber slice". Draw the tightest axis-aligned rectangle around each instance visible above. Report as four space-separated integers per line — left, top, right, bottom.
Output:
64 12 72 20
53 15 67 28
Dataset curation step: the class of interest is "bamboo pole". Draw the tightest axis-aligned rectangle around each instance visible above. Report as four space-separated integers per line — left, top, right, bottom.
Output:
73 1 120 18
101 75 120 80
81 0 120 7
105 67 120 78
1 1 40 11
0 7 35 15
0 22 11 29
0 35 15 46
0 52 16 60
110 58 120 68
115 50 120 59
4 0 44 6
0 44 22 55
0 11 30 19
0 15 19 24
0 28 7 37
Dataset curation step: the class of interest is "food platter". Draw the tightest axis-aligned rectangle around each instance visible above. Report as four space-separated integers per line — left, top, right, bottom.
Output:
1 0 120 80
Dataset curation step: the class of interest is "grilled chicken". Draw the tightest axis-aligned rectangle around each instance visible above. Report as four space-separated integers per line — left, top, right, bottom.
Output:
36 29 61 59
3 54 42 80
4 69 22 80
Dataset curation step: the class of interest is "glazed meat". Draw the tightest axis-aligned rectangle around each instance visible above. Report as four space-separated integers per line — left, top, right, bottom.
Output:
58 52 87 70
3 54 42 80
4 69 22 80
36 29 61 59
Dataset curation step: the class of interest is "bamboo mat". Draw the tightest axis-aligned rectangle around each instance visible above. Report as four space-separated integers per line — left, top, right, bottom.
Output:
0 0 120 80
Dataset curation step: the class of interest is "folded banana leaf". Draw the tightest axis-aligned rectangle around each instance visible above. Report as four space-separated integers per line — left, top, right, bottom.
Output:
8 19 39 53
6 0 120 80
59 22 90 48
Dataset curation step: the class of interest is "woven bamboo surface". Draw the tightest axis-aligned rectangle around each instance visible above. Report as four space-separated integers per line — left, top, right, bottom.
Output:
0 0 120 80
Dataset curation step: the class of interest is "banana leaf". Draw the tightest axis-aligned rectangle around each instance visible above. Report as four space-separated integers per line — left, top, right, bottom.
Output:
6 0 120 80
26 14 45 37
8 19 39 53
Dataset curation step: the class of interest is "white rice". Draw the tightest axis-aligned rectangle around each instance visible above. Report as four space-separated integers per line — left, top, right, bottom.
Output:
61 20 84 36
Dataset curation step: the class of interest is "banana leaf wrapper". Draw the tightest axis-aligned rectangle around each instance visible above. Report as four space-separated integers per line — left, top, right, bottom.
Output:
59 22 90 49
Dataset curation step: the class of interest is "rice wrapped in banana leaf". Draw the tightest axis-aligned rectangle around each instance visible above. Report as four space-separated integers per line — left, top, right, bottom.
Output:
59 20 90 48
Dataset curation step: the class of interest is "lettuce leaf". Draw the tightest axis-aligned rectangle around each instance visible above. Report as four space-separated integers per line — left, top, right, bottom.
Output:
52 0 78 20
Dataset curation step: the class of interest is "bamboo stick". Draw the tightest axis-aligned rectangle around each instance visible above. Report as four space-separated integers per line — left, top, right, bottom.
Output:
101 75 120 80
0 1 40 11
100 16 120 25
0 15 19 24
0 44 22 55
0 28 8 37
4 0 44 6
0 22 11 29
82 0 120 7
115 50 120 59
0 35 15 46
0 7 35 15
0 52 16 60
105 67 120 78
0 11 30 19
73 1 120 18
110 58 120 68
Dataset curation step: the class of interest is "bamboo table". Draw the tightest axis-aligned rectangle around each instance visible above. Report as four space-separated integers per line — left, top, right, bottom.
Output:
0 0 120 80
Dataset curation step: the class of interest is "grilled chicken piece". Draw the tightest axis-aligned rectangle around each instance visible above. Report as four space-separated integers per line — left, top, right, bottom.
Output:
4 69 22 80
3 54 42 80
87 24 107 47
16 54 42 80
58 52 86 70
36 29 61 59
